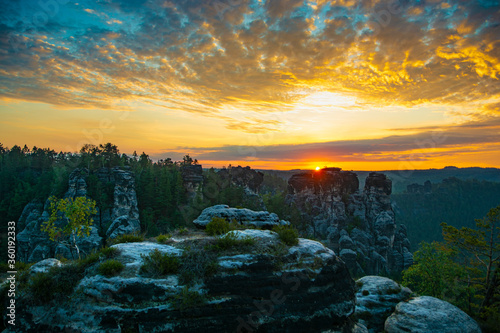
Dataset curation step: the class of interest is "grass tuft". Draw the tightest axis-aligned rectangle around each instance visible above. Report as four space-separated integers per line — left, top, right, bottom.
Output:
139 249 180 278
273 225 299 246
97 259 124 277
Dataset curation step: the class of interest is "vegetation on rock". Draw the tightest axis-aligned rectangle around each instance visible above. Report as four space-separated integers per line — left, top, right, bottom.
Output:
41 196 97 259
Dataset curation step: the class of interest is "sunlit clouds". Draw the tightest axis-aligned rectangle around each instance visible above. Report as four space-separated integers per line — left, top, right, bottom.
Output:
0 0 499 169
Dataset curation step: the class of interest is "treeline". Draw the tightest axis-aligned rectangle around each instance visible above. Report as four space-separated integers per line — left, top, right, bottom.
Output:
0 143 201 236
0 143 301 239
392 177 500 247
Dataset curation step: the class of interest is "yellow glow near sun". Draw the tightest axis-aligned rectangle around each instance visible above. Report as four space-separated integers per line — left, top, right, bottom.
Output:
315 166 321 171
301 91 357 108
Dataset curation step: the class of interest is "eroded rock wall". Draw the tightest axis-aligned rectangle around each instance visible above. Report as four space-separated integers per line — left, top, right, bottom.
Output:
17 167 140 262
287 169 413 276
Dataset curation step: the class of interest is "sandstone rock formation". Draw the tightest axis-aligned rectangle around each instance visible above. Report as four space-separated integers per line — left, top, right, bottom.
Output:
15 231 356 332
354 276 411 332
218 165 264 193
385 296 481 333
17 167 140 262
181 164 203 199
193 204 289 229
287 168 413 275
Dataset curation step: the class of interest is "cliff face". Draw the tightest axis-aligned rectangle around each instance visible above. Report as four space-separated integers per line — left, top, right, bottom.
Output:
287 169 413 276
15 230 356 332
181 164 203 200
17 167 140 262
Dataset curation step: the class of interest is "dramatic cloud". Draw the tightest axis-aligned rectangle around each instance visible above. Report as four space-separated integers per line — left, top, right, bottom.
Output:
1 0 499 168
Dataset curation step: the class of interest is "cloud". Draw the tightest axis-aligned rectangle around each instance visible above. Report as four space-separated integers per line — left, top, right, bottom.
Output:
0 0 499 132
157 116 500 162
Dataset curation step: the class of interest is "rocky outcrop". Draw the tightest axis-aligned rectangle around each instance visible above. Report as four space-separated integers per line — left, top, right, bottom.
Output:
193 204 289 229
29 258 62 274
181 164 203 199
15 231 356 332
287 168 413 276
385 296 481 333
407 180 432 194
355 276 411 332
218 165 264 193
17 167 140 262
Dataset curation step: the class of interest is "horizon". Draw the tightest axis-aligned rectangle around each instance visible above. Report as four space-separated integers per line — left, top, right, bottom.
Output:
1 0 500 170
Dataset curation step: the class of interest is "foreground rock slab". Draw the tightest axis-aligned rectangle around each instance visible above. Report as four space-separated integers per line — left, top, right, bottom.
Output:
385 296 481 333
354 276 411 332
193 204 289 229
15 232 356 332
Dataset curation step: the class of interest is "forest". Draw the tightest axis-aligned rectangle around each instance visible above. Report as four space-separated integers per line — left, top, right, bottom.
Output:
2 142 500 331
393 178 500 247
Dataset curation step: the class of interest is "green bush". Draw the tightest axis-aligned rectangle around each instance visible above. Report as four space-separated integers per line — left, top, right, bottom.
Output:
273 225 299 246
212 231 255 251
78 251 100 267
98 259 124 277
178 246 218 285
172 286 207 311
110 233 144 245
26 264 84 304
205 217 231 236
156 234 171 244
177 227 189 235
28 272 54 303
100 247 120 259
140 249 180 277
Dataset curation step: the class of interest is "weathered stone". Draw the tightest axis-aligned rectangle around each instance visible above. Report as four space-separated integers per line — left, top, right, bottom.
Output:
355 276 411 333
193 204 289 229
16 232 356 333
287 168 413 276
17 167 141 262
181 164 203 200
106 215 141 239
217 165 264 193
29 258 62 274
385 296 481 333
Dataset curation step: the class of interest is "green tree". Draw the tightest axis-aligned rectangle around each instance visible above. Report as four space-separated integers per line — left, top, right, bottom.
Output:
442 205 500 315
41 196 97 259
402 241 468 305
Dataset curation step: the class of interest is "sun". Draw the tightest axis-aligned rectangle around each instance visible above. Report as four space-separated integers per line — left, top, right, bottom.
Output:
315 166 321 171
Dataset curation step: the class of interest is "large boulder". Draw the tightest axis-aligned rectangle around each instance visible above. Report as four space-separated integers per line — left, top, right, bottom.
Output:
193 204 289 229
385 296 481 333
355 276 411 332
15 233 356 332
106 215 141 239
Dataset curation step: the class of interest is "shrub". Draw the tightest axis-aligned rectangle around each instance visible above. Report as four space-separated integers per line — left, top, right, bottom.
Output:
156 234 171 244
178 245 219 285
140 249 180 278
177 227 189 235
28 272 54 303
205 217 231 236
212 231 255 252
100 247 120 259
273 225 299 246
98 259 124 277
172 286 206 311
26 264 84 304
78 251 100 267
110 233 144 245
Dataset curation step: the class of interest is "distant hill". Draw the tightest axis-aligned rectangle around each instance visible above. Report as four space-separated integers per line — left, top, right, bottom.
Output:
260 167 500 194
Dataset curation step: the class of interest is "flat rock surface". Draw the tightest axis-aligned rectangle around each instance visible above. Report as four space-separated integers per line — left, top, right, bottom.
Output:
385 296 481 333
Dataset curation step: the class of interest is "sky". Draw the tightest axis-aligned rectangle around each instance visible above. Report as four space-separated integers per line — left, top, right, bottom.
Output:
0 0 499 170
